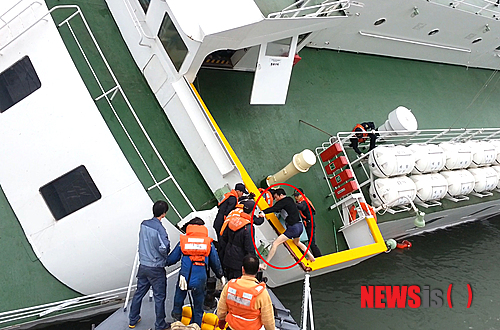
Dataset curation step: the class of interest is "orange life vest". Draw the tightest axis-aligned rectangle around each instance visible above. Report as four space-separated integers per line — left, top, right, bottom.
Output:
219 206 251 236
349 202 377 223
296 195 315 222
226 279 266 330
218 190 239 206
258 188 273 207
180 225 212 266
353 124 368 143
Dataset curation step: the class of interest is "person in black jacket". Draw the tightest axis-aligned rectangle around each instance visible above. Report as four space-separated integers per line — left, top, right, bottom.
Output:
349 121 377 155
258 189 315 269
294 188 322 258
219 200 264 280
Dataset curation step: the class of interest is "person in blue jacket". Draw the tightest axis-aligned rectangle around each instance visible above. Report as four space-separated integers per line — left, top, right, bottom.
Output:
167 217 225 327
129 200 170 330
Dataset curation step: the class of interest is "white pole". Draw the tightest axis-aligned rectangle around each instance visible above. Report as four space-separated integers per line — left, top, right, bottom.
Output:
301 274 310 330
123 252 139 311
308 286 315 330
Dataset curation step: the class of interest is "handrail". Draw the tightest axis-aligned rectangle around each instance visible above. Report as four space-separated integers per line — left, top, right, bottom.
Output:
120 0 155 47
433 0 500 18
268 0 351 18
0 0 41 24
0 1 43 49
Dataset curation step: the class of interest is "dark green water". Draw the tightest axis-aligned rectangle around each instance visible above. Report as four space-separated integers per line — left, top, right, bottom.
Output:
40 215 500 330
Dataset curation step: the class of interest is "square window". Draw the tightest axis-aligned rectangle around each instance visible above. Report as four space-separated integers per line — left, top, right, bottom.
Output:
0 56 41 113
40 165 101 220
157 13 188 72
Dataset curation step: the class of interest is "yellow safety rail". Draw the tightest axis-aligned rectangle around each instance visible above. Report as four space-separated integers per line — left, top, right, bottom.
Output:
191 84 387 271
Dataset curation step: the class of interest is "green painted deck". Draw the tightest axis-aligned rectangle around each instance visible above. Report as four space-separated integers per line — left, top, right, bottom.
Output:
196 48 500 255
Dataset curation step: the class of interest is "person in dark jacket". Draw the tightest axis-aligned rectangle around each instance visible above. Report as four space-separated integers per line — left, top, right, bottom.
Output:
129 201 170 330
293 188 322 258
258 189 315 269
167 217 225 327
219 200 264 280
349 121 377 155
213 183 248 242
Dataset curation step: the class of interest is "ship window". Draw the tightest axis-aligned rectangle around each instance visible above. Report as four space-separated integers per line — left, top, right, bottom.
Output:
138 0 150 13
472 37 482 44
496 46 500 51
0 56 41 113
428 29 439 36
265 37 292 57
158 12 188 72
374 18 386 26
40 165 101 220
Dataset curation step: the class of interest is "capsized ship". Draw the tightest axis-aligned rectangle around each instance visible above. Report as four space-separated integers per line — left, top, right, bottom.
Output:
1 0 500 328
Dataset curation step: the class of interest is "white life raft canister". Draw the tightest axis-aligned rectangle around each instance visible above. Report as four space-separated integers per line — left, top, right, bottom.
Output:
464 141 496 168
377 106 418 136
491 165 500 188
410 173 448 202
439 142 473 170
468 167 499 192
369 176 417 208
487 140 500 165
440 170 475 196
368 145 415 178
408 144 446 174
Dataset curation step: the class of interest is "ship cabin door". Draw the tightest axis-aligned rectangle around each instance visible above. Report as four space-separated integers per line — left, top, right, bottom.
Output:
250 35 298 105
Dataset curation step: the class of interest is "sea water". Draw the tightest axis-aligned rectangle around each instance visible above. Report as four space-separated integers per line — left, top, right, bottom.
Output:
42 215 500 330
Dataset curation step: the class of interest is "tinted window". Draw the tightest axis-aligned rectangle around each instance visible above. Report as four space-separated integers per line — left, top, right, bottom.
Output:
40 165 101 220
0 56 41 113
138 0 150 13
158 12 188 71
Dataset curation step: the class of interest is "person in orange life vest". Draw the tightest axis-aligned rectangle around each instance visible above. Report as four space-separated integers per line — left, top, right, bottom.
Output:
214 183 248 243
167 217 225 327
258 188 315 270
217 255 275 330
293 188 322 258
349 121 377 155
219 200 264 280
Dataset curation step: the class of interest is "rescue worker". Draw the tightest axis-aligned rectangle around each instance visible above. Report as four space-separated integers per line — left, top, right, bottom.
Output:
213 183 248 242
349 121 377 155
217 255 275 330
219 200 264 280
293 188 322 258
258 189 315 270
167 217 225 327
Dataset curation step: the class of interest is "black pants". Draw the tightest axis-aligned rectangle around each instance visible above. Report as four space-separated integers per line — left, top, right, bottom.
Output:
304 221 322 257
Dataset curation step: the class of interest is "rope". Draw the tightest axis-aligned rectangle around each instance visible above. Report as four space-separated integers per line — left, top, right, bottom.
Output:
450 68 498 129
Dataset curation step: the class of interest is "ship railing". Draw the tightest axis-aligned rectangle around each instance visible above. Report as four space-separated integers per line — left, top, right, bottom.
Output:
330 127 500 215
120 0 155 47
431 0 500 19
267 0 354 19
0 287 127 326
0 0 44 51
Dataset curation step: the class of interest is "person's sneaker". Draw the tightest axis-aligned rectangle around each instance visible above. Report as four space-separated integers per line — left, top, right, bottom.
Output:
128 317 141 328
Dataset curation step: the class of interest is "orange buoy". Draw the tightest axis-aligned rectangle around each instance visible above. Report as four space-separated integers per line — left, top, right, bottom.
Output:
396 240 412 249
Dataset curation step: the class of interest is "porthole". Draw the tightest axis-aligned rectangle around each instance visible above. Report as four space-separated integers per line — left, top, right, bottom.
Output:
374 18 386 26
495 45 500 51
472 37 482 44
428 29 440 36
